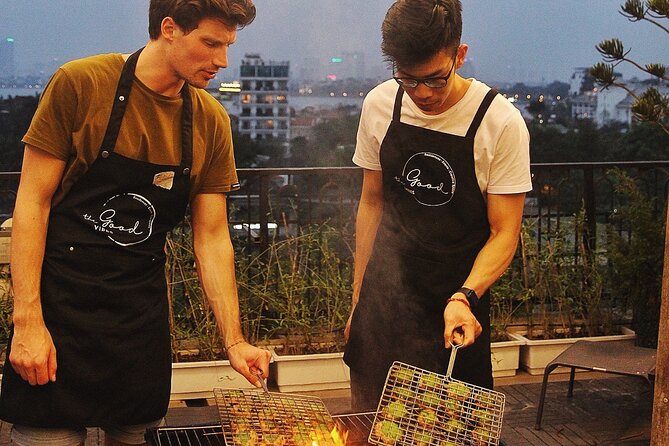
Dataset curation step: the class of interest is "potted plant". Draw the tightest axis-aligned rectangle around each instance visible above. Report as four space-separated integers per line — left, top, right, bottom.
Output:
165 222 258 400
506 216 635 375
605 169 664 349
489 267 525 378
236 223 353 392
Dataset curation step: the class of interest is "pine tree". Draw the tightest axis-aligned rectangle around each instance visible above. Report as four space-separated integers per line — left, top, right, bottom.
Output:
590 0 669 135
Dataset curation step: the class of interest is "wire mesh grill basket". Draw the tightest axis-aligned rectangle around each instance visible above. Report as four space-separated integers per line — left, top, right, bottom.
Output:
213 388 339 445
368 344 505 446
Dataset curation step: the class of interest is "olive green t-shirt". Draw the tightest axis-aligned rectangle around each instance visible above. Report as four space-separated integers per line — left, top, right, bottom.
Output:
23 53 239 205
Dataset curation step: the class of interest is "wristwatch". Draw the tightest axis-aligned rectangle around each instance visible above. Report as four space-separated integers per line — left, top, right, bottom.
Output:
456 287 479 308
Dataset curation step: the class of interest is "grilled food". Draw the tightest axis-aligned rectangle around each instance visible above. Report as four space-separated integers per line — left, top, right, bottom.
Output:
446 381 471 402
374 420 403 445
417 408 438 427
418 371 441 390
383 400 409 420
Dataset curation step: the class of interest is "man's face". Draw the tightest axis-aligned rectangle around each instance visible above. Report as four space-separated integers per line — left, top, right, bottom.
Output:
394 47 464 115
166 17 237 89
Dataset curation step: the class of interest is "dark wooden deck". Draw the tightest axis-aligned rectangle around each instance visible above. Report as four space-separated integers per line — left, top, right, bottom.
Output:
0 373 652 445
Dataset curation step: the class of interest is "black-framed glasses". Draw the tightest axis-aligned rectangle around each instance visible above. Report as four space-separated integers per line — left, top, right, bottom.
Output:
393 53 458 89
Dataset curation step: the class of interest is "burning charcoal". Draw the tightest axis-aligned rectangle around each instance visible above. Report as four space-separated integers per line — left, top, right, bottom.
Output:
418 371 442 390
382 400 409 420
417 408 438 427
446 381 471 402
373 420 403 445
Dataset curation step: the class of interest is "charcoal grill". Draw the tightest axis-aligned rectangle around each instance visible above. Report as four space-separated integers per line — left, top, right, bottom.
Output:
145 412 377 446
145 424 226 445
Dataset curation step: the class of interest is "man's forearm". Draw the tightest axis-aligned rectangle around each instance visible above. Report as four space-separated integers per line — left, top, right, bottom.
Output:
460 229 519 297
352 199 383 305
194 236 245 347
10 199 50 328
459 193 526 297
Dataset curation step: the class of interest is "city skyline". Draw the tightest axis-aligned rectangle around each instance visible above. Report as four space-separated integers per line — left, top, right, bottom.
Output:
1 0 668 85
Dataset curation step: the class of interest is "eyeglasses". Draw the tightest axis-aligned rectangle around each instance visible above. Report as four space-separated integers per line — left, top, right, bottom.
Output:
393 52 458 89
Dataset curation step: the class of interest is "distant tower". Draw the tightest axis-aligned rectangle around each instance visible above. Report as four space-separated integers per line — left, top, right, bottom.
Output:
0 37 16 79
238 54 291 142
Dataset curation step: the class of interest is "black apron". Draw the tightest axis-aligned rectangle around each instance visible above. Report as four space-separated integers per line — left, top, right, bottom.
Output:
344 87 498 404
0 48 193 428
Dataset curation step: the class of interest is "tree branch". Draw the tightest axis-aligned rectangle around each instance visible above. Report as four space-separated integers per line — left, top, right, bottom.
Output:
641 15 669 33
621 57 669 80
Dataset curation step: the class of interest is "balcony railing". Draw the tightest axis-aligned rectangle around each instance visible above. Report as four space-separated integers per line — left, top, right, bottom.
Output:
1 161 667 252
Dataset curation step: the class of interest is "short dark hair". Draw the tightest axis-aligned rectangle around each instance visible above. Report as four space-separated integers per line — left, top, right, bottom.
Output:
382 0 462 68
148 0 256 39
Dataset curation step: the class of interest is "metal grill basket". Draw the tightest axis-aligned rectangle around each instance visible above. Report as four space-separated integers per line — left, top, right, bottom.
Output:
213 387 338 446
369 344 505 446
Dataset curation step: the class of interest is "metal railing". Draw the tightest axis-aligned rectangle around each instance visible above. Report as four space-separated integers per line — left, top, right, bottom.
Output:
1 161 667 251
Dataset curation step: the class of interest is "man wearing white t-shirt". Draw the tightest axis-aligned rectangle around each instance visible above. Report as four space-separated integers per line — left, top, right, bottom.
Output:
343 0 532 411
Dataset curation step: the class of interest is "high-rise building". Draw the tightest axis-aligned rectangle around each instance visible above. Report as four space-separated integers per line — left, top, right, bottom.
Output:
238 53 290 142
0 37 16 79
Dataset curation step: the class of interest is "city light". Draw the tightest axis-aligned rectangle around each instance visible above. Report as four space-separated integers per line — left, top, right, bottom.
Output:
219 81 241 93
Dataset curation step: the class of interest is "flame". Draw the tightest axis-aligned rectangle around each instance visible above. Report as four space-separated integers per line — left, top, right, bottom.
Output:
330 424 349 446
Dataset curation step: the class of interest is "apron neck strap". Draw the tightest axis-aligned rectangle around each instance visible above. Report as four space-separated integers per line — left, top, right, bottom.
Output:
392 86 404 123
99 48 142 157
465 88 498 139
98 47 193 175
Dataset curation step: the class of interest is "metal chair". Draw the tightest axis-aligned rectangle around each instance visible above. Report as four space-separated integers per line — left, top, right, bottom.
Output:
534 340 656 430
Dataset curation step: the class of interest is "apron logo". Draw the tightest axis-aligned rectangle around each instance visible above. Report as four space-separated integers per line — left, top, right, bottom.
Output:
394 152 456 206
82 193 156 246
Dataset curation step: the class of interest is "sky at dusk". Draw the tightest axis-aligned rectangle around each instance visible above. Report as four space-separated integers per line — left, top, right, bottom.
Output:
1 0 667 85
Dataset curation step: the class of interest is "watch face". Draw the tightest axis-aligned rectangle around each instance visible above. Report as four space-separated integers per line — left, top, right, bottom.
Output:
460 288 478 307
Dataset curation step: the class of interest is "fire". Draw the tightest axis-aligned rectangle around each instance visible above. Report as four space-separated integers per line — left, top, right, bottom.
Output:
308 424 348 446
330 424 349 446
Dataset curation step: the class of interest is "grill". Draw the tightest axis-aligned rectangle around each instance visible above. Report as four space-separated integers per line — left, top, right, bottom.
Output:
145 412 376 446
213 388 337 445
370 361 505 445
334 412 376 445
145 424 225 445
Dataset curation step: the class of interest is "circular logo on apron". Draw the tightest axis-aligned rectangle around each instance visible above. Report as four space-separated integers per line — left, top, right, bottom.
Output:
396 152 456 206
82 193 156 246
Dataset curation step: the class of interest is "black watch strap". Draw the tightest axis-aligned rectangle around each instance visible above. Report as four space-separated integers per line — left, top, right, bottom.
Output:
457 287 479 308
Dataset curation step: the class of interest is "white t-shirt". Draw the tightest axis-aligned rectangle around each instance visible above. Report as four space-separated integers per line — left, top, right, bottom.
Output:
353 78 532 196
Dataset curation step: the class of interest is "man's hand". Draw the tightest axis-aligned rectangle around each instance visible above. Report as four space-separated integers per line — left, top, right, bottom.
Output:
443 299 482 348
226 342 272 388
10 321 57 386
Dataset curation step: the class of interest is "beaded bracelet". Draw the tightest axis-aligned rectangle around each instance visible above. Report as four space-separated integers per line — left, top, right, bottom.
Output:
447 295 471 308
225 339 246 352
